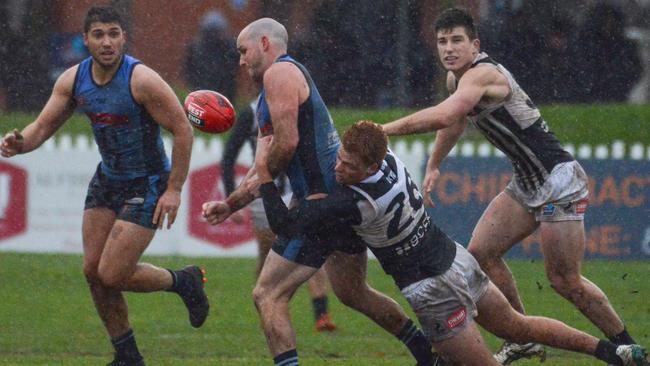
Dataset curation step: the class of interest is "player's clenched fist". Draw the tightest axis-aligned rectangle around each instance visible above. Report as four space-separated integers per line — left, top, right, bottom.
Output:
202 200 231 225
1 129 24 158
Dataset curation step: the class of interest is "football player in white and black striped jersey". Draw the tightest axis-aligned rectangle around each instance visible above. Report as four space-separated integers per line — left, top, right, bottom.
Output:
256 121 648 366
382 7 639 364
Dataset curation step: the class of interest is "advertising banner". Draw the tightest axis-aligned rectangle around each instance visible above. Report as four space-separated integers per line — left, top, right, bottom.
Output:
426 157 650 259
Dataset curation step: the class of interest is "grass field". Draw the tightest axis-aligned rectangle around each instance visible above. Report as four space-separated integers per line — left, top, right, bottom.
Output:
0 253 648 365
2 103 650 146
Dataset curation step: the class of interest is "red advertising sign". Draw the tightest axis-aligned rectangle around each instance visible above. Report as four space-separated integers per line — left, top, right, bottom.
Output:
0 161 27 241
188 163 255 248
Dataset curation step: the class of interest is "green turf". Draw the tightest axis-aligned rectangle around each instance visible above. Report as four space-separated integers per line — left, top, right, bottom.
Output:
0 253 647 365
2 104 650 146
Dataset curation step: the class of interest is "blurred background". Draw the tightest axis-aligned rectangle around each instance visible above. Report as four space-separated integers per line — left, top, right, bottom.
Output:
0 2 649 365
0 0 648 112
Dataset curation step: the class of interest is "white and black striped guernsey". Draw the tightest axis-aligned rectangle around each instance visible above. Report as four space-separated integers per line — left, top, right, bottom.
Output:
461 52 573 192
349 150 426 248
348 150 456 287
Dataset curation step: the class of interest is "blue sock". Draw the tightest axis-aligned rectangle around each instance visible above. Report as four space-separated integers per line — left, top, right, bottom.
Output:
274 349 298 366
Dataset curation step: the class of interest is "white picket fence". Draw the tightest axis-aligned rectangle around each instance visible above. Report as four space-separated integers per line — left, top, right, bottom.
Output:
42 134 650 192
45 134 650 160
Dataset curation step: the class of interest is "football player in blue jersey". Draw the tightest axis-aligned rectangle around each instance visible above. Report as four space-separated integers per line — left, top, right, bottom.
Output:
255 120 649 366
381 7 640 364
221 100 337 332
203 18 437 366
1 6 206 366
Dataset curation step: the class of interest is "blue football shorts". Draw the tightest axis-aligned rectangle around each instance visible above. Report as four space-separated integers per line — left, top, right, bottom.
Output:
272 231 366 268
84 164 169 229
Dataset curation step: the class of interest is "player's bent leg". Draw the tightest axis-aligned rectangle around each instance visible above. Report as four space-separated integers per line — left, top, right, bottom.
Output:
326 251 436 365
476 282 596 357
96 220 166 291
432 322 500 366
254 226 276 277
467 192 538 314
307 267 327 299
83 210 145 366
252 250 318 356
474 282 649 365
82 208 130 337
325 250 407 335
540 220 626 337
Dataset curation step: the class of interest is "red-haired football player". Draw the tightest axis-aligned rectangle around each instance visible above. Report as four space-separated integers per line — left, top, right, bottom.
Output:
256 120 649 366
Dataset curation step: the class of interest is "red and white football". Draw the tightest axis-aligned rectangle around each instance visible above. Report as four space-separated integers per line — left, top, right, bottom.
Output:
184 90 236 134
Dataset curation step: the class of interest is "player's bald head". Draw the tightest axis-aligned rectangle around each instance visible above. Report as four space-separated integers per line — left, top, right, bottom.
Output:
238 18 288 52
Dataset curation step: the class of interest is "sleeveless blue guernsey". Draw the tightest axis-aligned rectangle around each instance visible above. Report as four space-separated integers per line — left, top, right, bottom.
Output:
73 55 170 180
256 55 340 199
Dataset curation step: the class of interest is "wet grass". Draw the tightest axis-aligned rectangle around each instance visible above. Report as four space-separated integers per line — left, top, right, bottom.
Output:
2 103 649 146
0 252 648 365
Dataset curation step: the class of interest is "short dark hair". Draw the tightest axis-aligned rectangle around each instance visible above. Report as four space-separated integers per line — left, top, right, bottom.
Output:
83 5 124 33
434 8 477 40
342 120 388 168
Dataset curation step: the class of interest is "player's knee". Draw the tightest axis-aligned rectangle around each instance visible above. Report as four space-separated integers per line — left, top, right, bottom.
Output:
333 285 367 310
547 272 581 298
251 286 263 309
467 244 484 261
337 293 360 309
252 283 272 310
83 262 100 284
97 266 126 289
467 243 494 266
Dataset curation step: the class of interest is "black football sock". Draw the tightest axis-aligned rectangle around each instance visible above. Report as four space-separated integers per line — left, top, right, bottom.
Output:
594 339 624 365
165 268 193 295
111 329 143 363
396 319 434 366
274 349 298 366
608 327 636 345
165 268 179 292
312 296 328 320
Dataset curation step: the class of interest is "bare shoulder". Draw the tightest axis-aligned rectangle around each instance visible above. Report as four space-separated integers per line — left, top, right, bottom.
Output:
264 62 305 88
461 64 508 87
53 65 80 95
130 64 172 102
131 64 166 89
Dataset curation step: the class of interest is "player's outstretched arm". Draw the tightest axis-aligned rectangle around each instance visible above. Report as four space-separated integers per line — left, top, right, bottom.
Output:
263 62 302 177
382 68 496 136
1 67 77 157
422 118 467 207
132 64 194 229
